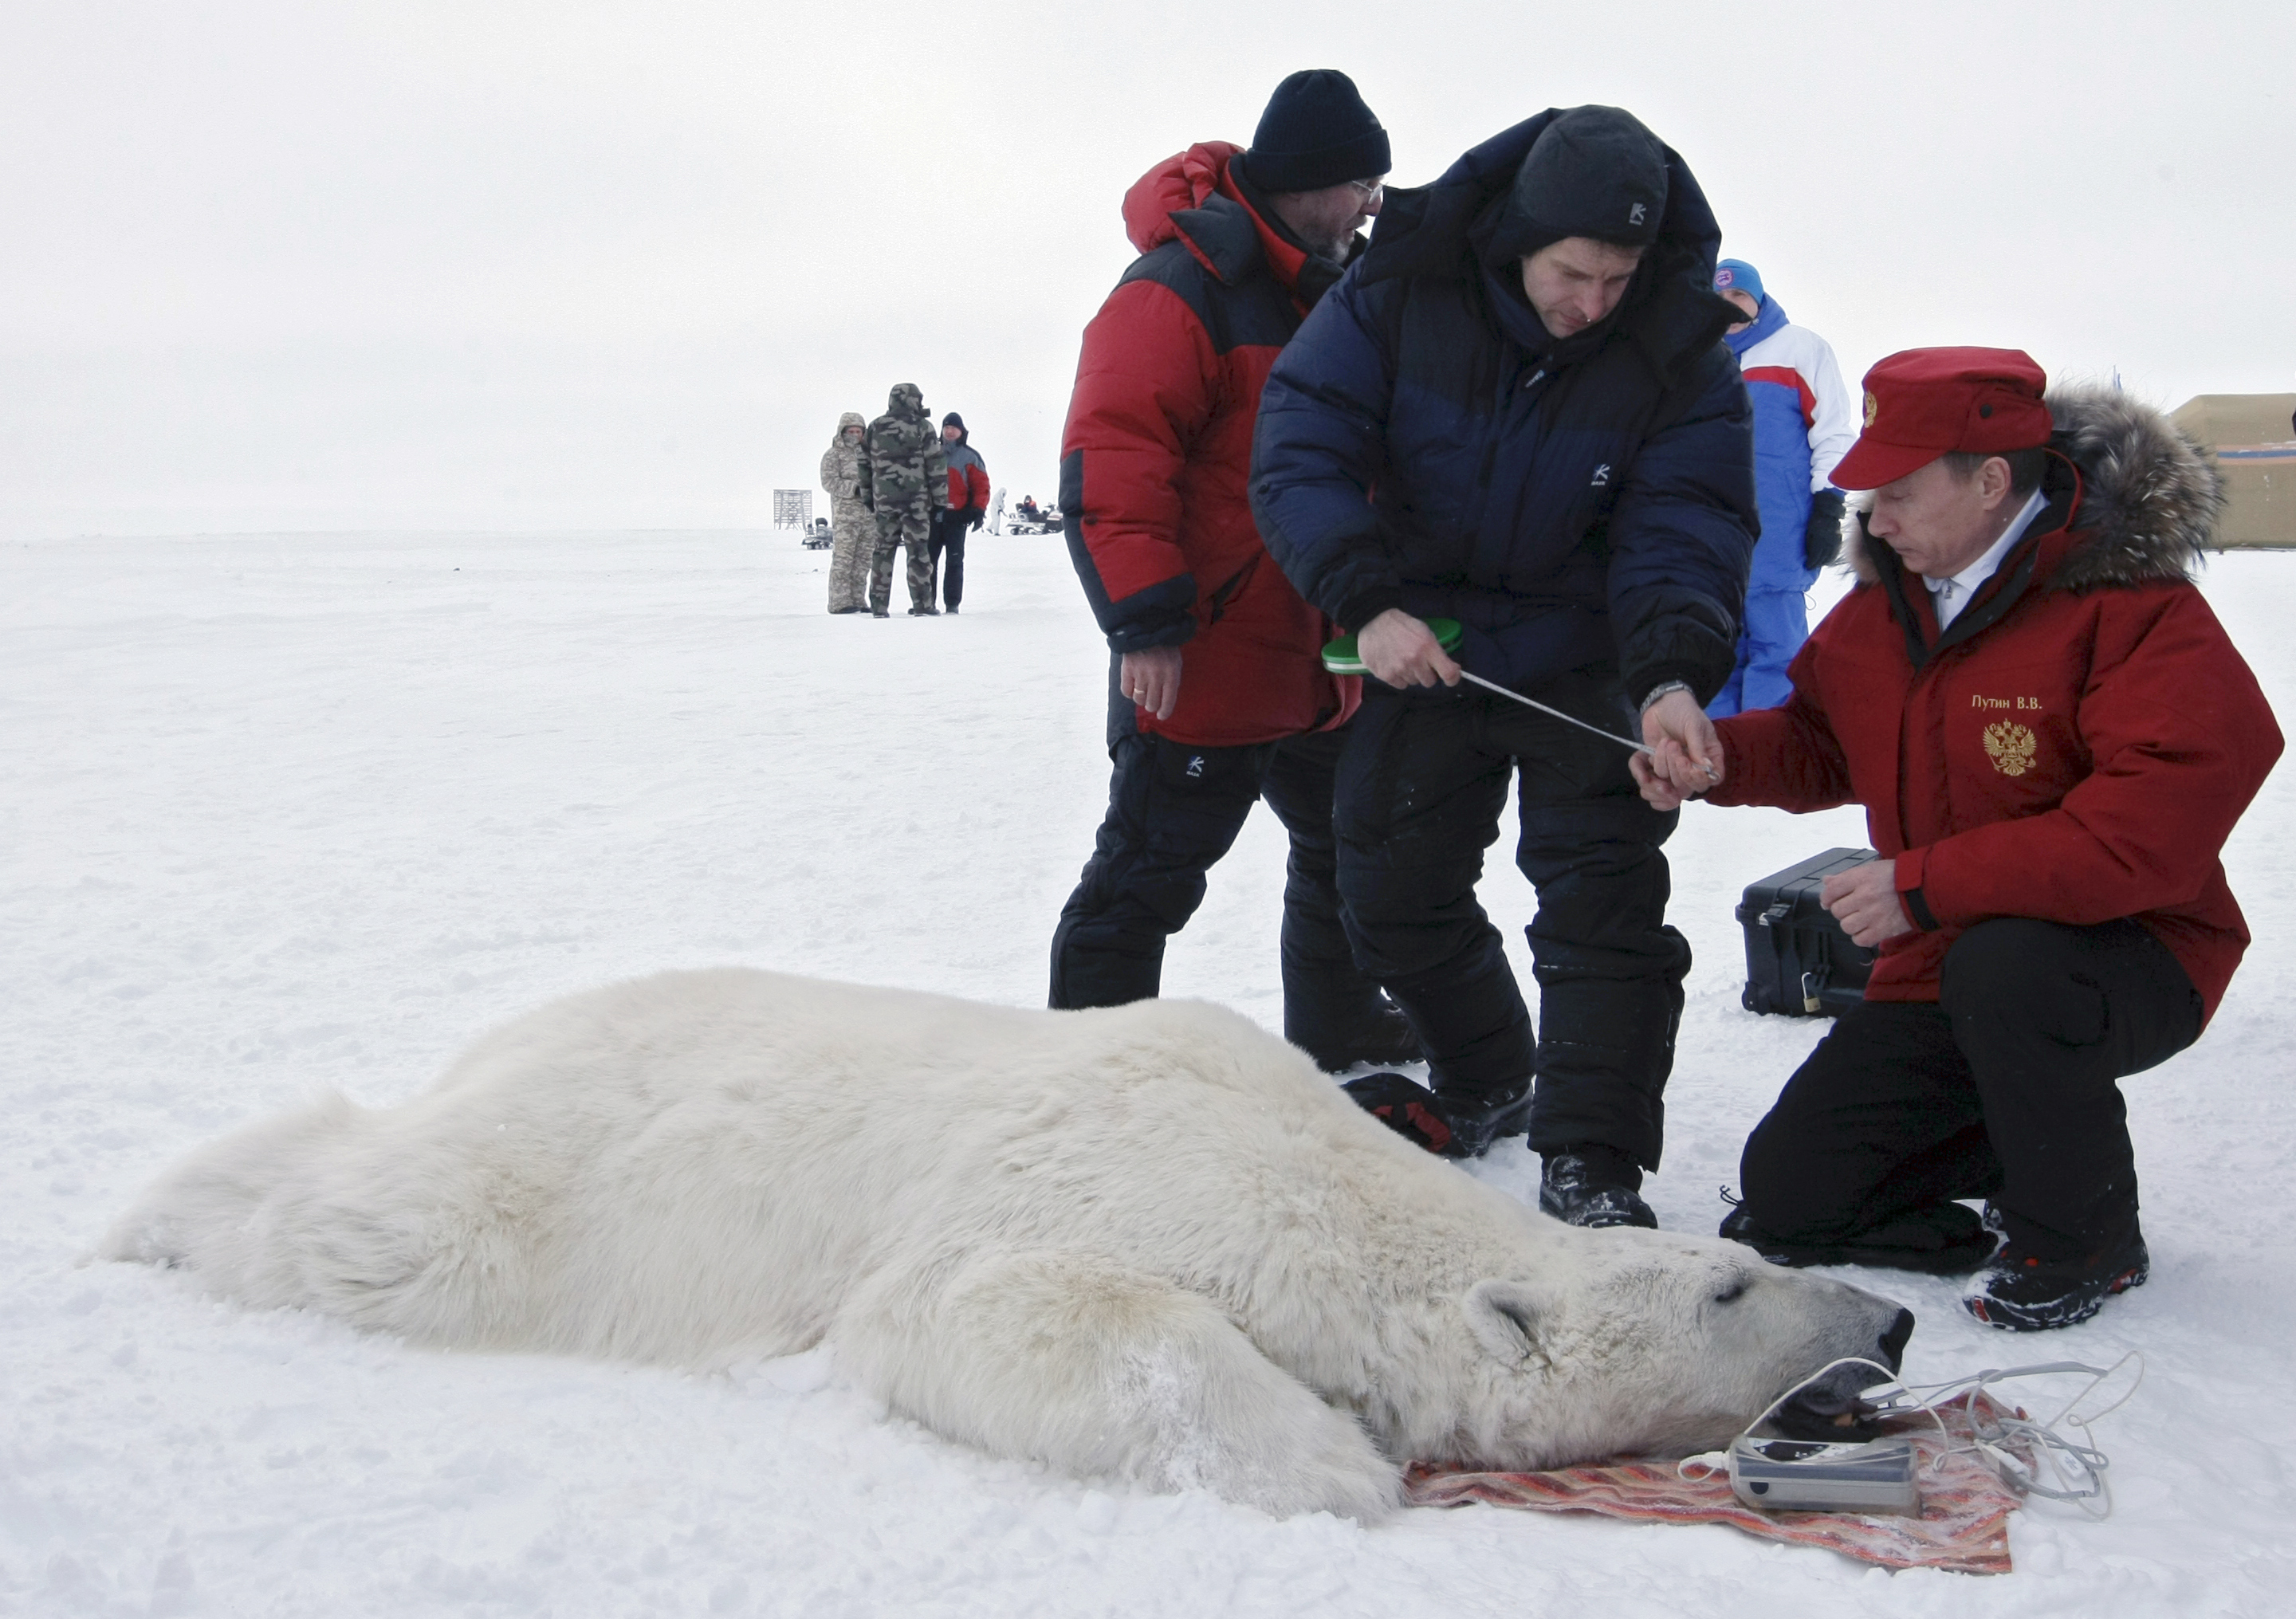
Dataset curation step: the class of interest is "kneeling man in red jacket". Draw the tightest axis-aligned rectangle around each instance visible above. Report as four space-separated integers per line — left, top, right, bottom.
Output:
1636 348 2282 1330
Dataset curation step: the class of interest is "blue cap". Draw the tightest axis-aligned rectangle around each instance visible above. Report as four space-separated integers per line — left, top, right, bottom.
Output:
1714 257 1764 304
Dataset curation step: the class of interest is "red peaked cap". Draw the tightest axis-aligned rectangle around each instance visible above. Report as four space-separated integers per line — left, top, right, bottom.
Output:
1830 347 2054 491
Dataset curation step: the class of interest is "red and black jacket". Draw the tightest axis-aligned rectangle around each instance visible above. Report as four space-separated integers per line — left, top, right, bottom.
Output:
943 438 991 515
1059 142 1359 748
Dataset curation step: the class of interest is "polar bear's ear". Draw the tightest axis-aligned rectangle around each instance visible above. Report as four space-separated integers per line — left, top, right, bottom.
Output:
1464 1279 1555 1369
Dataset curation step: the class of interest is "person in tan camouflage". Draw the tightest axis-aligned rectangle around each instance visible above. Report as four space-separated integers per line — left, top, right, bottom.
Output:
860 382 949 616
819 411 874 614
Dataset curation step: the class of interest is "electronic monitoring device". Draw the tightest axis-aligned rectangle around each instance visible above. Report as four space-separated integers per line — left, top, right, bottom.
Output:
1727 1434 1920 1515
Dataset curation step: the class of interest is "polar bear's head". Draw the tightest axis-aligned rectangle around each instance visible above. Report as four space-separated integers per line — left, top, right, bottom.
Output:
1425 1228 1914 1469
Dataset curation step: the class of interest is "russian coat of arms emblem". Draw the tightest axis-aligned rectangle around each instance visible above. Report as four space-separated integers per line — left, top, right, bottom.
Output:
1982 721 2038 777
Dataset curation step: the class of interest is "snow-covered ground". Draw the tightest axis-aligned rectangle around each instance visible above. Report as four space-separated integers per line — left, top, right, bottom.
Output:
4 528 2290 1617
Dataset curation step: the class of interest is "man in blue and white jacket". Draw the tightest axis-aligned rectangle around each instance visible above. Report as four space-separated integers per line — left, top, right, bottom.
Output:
1706 259 1858 716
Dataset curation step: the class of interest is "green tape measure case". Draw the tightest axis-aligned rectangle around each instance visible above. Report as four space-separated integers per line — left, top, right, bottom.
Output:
1322 617 1463 674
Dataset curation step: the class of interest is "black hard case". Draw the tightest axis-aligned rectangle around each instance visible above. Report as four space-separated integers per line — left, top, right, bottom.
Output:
1738 848 1880 1017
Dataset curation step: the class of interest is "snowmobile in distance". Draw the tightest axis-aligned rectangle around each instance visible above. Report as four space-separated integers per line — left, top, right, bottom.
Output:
1007 495 1062 535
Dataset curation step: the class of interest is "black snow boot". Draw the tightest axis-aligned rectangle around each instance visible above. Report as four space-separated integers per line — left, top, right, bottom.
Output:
1539 1145 1657 1229
1963 1227 2149 1331
1300 1000 1425 1074
1718 1203 1996 1275
1343 1073 1531 1160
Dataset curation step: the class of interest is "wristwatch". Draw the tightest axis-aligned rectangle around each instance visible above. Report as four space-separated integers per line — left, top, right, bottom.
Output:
1638 679 1693 715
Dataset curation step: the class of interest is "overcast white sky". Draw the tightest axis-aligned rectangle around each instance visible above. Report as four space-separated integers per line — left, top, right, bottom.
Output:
2 0 2289 540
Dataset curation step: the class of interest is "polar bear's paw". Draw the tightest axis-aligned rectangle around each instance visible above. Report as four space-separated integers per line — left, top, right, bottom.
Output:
1134 1359 1401 1523
838 1250 1400 1523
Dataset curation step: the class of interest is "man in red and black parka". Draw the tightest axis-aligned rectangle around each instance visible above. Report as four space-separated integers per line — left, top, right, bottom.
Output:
1048 70 1417 1071
1636 348 2282 1330
932 411 991 613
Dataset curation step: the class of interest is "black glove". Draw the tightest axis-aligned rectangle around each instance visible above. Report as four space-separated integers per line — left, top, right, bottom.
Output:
968 507 984 530
1804 487 1846 569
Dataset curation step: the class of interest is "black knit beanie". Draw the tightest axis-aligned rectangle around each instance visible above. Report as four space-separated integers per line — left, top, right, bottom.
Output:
1488 106 1669 262
1243 69 1390 193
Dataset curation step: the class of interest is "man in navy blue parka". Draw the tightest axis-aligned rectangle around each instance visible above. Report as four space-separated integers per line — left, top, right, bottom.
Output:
1250 106 1756 1227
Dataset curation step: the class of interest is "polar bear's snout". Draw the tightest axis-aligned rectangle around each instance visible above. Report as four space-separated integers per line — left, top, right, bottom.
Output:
1879 1303 1915 1367
1772 1303 1915 1436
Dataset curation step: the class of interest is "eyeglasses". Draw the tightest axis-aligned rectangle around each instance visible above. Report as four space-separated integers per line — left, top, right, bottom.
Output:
1347 177 1387 203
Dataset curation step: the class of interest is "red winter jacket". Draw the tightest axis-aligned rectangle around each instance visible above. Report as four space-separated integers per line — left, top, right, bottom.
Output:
1058 141 1359 748
942 438 992 514
1711 387 2281 1023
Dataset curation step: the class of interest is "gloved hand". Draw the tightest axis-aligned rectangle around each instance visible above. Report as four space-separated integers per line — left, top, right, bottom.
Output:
968 507 984 530
1804 487 1846 569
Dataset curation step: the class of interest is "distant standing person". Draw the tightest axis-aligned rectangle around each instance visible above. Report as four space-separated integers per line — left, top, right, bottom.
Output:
820 411 873 615
862 383 949 617
934 412 991 613
1706 258 1857 716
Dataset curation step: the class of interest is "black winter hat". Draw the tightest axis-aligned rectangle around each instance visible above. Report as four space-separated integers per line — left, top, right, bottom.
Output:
1489 105 1669 261
941 411 965 431
1244 69 1390 193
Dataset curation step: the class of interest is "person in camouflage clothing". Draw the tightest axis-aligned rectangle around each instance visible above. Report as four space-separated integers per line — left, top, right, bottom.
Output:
819 411 874 614
860 382 949 616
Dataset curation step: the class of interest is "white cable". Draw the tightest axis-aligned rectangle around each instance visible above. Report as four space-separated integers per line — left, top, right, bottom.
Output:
1896 1354 2142 1515
1700 1353 2144 1516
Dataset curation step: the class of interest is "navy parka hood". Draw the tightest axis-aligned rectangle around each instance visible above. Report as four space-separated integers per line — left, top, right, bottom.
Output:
1358 109 1742 383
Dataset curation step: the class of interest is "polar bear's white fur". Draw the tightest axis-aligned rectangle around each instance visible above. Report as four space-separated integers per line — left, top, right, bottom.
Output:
104 969 1911 1520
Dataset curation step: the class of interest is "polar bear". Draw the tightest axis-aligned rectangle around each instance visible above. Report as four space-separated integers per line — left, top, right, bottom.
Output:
103 969 1913 1521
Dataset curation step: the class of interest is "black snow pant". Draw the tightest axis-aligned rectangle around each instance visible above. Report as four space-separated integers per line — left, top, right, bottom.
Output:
930 511 970 611
1737 917 2204 1263
1048 676 1390 1055
1332 670 1688 1168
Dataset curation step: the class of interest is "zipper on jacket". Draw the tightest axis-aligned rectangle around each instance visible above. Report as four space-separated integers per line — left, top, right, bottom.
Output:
1476 364 1551 489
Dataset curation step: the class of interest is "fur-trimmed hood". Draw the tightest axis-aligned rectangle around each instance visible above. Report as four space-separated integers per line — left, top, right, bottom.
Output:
1846 384 2224 591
